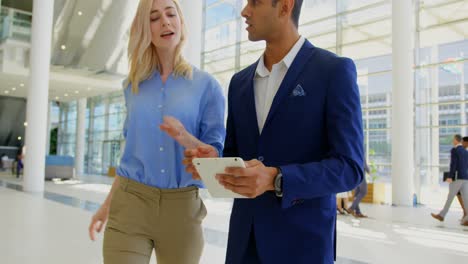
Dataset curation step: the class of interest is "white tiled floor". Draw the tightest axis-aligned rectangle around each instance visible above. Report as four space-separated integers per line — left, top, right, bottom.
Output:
0 186 103 264
1 172 468 264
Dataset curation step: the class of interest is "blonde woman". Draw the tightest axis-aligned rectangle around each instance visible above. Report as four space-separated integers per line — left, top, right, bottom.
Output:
87 0 225 263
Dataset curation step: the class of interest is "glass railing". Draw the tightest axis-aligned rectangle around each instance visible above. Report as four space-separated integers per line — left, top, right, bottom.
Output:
0 6 32 42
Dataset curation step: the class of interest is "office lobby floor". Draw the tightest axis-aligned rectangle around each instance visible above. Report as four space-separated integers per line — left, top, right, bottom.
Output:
0 172 467 264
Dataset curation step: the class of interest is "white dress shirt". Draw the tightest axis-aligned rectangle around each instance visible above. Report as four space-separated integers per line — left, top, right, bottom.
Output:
254 36 305 133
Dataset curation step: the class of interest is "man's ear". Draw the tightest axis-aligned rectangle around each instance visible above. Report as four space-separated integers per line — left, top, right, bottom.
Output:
279 0 294 20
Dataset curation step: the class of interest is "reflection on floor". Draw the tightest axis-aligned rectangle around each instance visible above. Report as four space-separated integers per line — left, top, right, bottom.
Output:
1 172 467 264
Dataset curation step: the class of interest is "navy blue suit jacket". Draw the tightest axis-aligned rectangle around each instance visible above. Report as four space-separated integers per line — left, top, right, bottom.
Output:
223 40 364 264
449 145 468 180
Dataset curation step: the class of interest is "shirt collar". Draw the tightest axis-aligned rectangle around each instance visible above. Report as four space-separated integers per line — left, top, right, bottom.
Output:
255 36 305 78
255 55 270 78
283 35 305 68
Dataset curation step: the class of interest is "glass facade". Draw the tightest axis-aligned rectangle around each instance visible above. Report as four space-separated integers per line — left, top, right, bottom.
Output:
58 101 77 157
58 91 126 175
0 6 32 42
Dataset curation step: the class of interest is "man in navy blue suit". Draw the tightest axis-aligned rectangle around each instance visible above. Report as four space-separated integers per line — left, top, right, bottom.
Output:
162 0 364 263
216 1 363 263
431 134 468 225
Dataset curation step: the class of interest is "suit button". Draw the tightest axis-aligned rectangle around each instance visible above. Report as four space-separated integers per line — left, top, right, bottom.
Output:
258 156 264 162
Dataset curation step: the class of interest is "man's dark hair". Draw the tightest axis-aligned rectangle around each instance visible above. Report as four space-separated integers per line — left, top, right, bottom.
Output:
454 134 462 142
463 136 468 142
272 0 304 28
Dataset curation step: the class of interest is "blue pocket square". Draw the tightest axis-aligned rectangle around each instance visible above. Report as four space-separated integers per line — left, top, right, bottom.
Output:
291 84 306 97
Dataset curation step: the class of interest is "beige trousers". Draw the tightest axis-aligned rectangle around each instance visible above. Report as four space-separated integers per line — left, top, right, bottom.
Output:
103 177 207 264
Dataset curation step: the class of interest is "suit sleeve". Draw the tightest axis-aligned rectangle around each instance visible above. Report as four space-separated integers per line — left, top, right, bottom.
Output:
223 77 239 158
449 148 457 180
280 57 364 209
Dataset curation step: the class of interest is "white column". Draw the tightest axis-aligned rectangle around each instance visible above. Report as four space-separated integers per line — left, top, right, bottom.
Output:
386 92 392 143
365 85 370 160
413 0 421 202
45 101 52 155
179 0 203 68
430 47 439 186
335 0 345 56
75 98 86 176
57 105 64 155
23 0 55 193
391 0 415 206
461 63 466 136
86 100 95 174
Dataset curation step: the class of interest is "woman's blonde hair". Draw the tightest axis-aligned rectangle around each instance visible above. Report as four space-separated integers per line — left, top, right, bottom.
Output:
127 0 192 93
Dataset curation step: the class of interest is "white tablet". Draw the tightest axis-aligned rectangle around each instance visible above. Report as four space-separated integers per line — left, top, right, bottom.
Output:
192 157 248 199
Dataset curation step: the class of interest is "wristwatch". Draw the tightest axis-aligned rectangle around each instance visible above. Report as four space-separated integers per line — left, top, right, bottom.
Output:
274 167 283 197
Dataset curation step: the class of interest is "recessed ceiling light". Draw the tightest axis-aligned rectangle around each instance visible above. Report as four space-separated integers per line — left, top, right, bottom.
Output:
18 136 22 140
64 93 68 97
75 90 79 94
61 45 66 50
87 87 92 91
4 90 9 94
55 96 60 100
19 83 24 87
24 122 27 126
12 87 16 91
78 11 83 16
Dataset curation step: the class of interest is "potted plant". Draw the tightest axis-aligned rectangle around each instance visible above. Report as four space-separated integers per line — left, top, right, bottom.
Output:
362 149 386 204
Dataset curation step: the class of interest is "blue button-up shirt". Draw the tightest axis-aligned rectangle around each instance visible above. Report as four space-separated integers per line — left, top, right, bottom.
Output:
116 68 226 189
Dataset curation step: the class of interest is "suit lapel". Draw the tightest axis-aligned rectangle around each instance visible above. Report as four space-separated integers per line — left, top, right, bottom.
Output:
263 40 315 130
